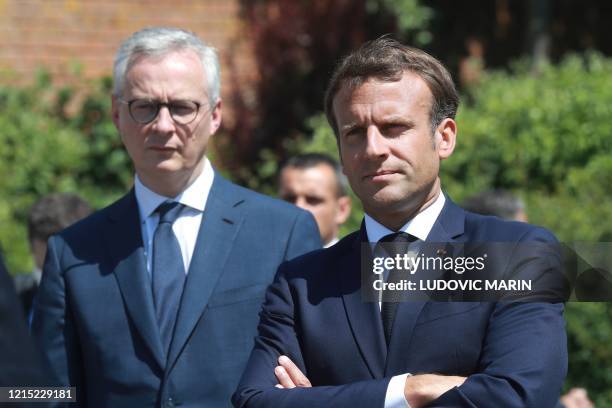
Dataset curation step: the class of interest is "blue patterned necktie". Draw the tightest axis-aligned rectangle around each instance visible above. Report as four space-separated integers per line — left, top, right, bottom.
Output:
379 232 418 345
152 201 186 355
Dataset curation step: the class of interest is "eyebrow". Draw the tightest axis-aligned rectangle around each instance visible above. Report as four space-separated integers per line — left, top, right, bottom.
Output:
340 122 361 134
378 115 414 125
340 116 415 133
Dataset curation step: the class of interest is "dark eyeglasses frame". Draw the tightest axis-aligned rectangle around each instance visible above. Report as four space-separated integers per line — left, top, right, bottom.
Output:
118 99 205 125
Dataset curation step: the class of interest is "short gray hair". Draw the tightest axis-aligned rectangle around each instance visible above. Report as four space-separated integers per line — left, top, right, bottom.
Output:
113 27 220 104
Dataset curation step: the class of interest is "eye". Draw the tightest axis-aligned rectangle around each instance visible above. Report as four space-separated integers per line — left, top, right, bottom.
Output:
343 127 365 140
305 196 324 206
131 100 156 114
381 124 408 137
170 101 198 116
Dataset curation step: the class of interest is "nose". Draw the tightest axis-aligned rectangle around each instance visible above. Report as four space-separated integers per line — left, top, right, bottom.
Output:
364 126 388 158
152 105 176 133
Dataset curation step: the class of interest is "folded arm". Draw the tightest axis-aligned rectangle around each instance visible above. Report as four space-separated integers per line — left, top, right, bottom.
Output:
232 263 390 408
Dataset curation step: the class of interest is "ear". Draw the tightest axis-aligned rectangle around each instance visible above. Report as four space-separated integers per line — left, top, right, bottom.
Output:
208 98 223 135
435 118 457 160
111 95 121 131
334 195 352 225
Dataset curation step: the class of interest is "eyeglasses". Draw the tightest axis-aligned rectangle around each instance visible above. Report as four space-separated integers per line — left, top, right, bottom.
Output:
119 99 204 125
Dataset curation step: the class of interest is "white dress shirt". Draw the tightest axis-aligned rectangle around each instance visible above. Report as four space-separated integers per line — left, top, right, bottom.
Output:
364 193 446 408
134 157 214 276
324 237 340 248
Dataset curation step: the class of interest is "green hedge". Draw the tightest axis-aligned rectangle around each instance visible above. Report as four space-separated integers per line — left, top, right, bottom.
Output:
0 72 130 273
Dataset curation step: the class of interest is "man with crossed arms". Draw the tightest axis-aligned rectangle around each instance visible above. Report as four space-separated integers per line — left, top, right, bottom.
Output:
234 37 566 407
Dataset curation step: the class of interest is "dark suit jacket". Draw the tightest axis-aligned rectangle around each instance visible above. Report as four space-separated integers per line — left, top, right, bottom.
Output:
31 174 320 407
233 198 567 408
0 253 48 387
13 271 38 316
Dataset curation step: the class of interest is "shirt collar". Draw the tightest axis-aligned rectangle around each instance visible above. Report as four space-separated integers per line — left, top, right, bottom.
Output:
134 157 214 222
364 192 446 243
324 237 339 248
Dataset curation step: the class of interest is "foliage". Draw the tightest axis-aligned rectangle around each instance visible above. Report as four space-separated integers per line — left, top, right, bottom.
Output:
564 303 612 406
446 52 612 242
366 0 433 46
228 0 432 182
0 73 130 273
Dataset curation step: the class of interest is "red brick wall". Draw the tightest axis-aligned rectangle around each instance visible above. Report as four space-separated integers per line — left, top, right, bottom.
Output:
0 0 256 121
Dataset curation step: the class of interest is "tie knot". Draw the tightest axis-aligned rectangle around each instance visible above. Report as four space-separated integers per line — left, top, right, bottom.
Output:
156 201 184 224
379 232 418 244
376 232 418 257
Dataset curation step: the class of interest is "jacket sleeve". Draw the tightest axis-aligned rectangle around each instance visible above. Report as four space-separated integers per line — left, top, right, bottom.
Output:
232 262 390 408
433 302 566 407
434 227 567 407
31 236 86 407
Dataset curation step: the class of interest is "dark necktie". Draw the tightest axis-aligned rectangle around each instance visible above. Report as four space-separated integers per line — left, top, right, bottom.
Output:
379 232 418 345
152 201 186 355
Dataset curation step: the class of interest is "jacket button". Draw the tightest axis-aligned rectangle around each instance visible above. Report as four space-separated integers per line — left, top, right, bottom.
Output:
165 397 175 408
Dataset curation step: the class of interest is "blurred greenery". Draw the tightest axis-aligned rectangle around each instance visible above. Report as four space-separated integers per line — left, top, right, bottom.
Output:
0 72 130 274
445 53 612 243
366 0 433 45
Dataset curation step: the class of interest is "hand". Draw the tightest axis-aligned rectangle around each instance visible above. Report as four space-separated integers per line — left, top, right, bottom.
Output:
560 388 594 408
404 374 466 408
274 355 312 389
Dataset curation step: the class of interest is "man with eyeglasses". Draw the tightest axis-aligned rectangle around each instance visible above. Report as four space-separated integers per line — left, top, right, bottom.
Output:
31 27 320 408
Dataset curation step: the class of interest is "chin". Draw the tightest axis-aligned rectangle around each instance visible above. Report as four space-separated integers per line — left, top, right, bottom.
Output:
148 160 184 174
368 188 416 210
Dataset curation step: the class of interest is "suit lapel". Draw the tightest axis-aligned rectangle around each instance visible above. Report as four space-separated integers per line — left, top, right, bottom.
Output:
105 191 166 370
340 226 387 379
385 196 466 375
166 175 245 371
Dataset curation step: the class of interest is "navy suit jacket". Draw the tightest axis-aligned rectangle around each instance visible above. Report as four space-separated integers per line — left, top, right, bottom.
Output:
31 173 321 407
233 198 567 407
0 253 48 387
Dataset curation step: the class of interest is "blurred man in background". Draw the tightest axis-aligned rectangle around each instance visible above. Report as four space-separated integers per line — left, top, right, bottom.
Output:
14 193 92 316
279 153 351 247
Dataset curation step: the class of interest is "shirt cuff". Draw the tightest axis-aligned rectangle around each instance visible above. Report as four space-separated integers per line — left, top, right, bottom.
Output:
384 373 411 408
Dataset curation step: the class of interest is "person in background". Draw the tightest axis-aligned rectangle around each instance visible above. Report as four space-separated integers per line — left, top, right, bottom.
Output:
32 27 320 407
462 189 528 222
13 193 92 316
279 153 352 247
